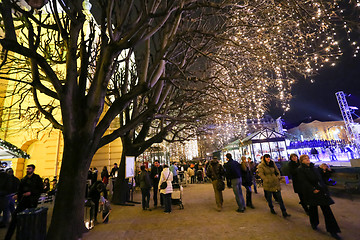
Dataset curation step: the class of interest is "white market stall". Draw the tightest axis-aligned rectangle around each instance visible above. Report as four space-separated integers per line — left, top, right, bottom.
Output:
240 128 288 163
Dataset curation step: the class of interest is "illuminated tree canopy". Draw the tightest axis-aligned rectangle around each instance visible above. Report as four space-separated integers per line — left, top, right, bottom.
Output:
0 0 359 239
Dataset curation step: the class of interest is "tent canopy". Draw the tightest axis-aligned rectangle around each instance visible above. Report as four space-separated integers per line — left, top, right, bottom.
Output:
0 139 30 159
241 128 285 145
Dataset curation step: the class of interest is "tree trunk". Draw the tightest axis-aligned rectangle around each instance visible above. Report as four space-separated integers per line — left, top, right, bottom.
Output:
112 139 138 205
46 137 93 240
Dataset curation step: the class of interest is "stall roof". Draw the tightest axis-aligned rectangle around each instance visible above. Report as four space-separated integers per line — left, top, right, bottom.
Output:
241 128 285 144
223 139 240 151
0 139 30 159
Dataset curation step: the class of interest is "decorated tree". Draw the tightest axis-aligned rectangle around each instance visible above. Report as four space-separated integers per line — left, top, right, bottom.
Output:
0 0 359 239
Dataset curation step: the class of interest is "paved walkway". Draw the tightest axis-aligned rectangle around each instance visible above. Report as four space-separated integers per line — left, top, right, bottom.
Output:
84 183 359 240
1 182 359 240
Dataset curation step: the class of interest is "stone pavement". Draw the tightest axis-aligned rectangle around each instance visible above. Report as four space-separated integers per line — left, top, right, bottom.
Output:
83 183 360 240
1 182 359 240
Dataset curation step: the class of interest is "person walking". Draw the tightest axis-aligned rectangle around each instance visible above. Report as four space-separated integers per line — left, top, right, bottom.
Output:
150 160 163 208
139 165 152 211
257 154 291 218
288 153 309 214
297 154 341 239
187 166 195 184
5 164 43 240
101 166 110 186
247 157 258 193
0 169 10 228
224 153 246 213
2 168 19 227
206 157 226 211
158 165 173 213
241 156 255 209
170 162 178 183
88 181 108 223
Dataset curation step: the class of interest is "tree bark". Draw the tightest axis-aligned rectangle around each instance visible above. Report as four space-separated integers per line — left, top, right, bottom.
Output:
46 137 93 240
111 138 139 205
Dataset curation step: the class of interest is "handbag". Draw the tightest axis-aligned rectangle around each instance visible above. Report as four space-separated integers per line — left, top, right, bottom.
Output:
217 179 225 191
160 171 170 189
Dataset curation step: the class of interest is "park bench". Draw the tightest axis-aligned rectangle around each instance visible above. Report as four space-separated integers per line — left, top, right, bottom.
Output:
328 172 360 194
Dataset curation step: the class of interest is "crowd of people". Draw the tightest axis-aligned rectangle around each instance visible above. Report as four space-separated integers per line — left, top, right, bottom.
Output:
0 164 48 239
0 155 343 239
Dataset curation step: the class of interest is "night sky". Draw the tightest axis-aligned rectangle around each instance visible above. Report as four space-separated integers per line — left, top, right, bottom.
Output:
269 54 360 129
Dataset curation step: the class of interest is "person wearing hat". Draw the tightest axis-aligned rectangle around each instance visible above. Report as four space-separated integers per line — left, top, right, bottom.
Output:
206 157 226 211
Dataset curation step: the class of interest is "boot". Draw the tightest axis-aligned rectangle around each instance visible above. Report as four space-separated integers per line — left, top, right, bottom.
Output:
282 211 291 218
270 208 276 214
246 191 254 208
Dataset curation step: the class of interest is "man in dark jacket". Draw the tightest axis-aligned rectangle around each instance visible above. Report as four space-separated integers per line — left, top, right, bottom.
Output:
150 160 163 208
224 153 246 212
110 163 119 177
5 164 43 240
206 157 225 211
1 168 19 227
89 181 108 223
139 166 152 211
0 169 10 228
288 154 309 214
297 154 341 239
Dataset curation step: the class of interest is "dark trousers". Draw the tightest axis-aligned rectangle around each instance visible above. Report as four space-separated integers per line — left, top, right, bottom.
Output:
141 188 150 209
252 177 257 193
191 176 196 184
173 175 178 183
0 196 7 225
160 193 164 206
264 190 286 213
298 192 309 213
163 193 172 213
153 184 159 206
309 205 340 233
231 178 245 210
244 185 252 206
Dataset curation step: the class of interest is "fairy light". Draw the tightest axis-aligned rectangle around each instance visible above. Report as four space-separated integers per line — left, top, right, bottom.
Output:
200 0 360 150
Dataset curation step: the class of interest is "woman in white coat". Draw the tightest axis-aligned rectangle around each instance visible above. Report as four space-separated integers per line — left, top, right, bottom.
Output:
158 165 173 213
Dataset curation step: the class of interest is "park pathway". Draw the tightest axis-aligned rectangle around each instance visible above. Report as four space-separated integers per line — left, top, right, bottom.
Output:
83 183 360 240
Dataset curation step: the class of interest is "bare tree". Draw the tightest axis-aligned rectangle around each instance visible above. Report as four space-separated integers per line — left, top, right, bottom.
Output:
0 0 358 239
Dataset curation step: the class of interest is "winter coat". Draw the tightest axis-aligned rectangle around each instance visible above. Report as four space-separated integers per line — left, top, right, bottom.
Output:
240 162 253 187
158 168 173 194
288 160 301 193
187 168 195 177
206 160 225 181
18 173 43 208
150 166 163 185
257 160 281 192
297 163 334 206
224 159 242 180
0 172 9 196
139 170 152 189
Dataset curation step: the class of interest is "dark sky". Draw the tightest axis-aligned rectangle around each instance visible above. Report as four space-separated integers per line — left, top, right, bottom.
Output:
268 1 360 129
270 54 360 129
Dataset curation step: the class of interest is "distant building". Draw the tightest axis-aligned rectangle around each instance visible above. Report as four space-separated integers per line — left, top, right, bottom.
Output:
286 120 350 142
